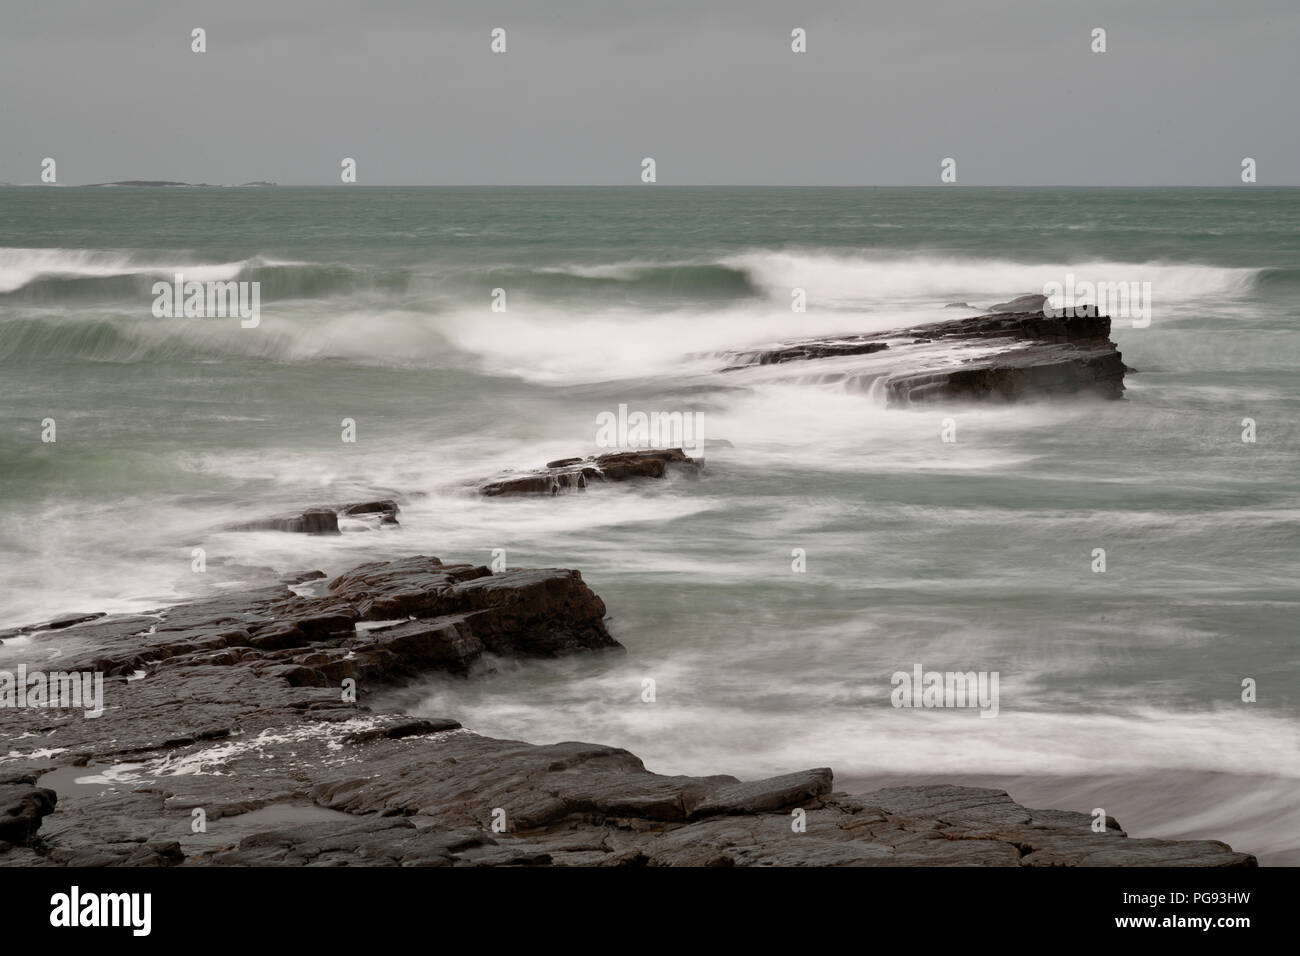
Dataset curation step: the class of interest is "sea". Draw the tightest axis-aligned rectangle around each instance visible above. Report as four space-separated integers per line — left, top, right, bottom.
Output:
1 185 1296 862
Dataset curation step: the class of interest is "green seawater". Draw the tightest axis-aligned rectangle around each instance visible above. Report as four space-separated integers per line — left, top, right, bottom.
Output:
1 186 1297 860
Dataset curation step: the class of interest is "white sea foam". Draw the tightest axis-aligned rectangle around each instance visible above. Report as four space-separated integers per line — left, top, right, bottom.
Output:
723 251 1261 307
3 234 1294 862
0 247 306 293
0 250 1266 385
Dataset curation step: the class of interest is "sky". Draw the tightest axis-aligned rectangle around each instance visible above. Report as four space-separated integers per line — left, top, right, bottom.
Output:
1 0 1296 186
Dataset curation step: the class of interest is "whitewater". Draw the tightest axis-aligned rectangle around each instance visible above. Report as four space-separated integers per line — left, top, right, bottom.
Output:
1 185 1297 862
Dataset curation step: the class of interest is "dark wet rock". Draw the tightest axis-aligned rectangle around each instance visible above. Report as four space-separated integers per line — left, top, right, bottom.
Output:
0 637 1256 868
0 772 58 847
718 309 1126 404
0 612 107 643
226 500 401 535
2 697 1253 866
0 554 1252 868
926 310 1111 344
280 570 328 585
1 555 617 689
340 717 462 745
721 340 888 370
45 613 108 630
480 449 702 497
687 769 833 819
886 342 1126 403
988 292 1048 313
228 507 340 535
340 500 400 524
883 310 1124 403
206 817 512 867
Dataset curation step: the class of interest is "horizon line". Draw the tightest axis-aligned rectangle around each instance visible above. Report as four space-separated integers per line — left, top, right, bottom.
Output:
4 182 1297 189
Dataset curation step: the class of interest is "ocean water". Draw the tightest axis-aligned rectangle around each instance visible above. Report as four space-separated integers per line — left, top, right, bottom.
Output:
2 186 1297 861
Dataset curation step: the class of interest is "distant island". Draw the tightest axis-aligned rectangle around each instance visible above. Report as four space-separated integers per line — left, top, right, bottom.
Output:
80 180 277 187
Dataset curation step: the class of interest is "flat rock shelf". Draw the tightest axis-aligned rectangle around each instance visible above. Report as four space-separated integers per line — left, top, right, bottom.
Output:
0 556 1253 867
718 308 1127 404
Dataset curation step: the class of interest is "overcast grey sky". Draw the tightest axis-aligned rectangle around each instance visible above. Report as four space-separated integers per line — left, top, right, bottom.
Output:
1 0 1295 185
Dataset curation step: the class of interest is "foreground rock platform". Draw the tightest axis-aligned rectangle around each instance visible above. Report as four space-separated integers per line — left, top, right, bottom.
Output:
0 555 1252 867
720 308 1126 404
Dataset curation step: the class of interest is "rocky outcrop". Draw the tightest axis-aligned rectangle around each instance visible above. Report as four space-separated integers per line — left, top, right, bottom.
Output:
480 449 701 497
0 613 106 644
339 500 399 522
0 772 57 850
3 555 616 686
721 340 889 369
885 345 1124 403
228 507 341 534
719 308 1125 404
0 554 1254 868
0 700 1254 867
988 292 1049 313
225 499 401 534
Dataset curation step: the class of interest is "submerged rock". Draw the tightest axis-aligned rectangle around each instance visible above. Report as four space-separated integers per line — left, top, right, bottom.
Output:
339 500 400 523
480 448 701 497
226 500 402 534
721 340 888 369
228 508 340 534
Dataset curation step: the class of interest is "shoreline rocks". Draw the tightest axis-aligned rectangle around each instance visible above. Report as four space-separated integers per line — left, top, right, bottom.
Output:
3 555 617 683
0 294 1237 867
0 554 1254 867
